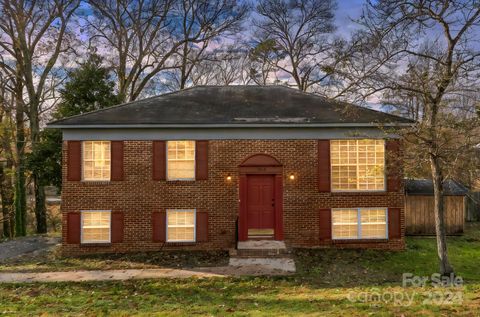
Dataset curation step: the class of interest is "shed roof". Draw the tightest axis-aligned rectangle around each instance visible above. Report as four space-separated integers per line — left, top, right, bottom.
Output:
47 85 414 128
405 179 468 196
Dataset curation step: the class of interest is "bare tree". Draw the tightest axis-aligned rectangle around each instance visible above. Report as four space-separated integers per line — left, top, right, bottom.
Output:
88 0 175 102
348 0 480 276
0 68 15 238
213 47 252 85
162 44 252 89
0 0 80 233
88 0 247 99
248 39 279 86
253 0 337 91
187 45 252 86
173 0 249 89
385 70 480 189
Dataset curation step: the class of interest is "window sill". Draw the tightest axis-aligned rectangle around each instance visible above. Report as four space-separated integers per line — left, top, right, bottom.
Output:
80 181 111 185
165 241 197 246
165 180 197 184
330 191 388 196
80 243 112 247
332 239 388 244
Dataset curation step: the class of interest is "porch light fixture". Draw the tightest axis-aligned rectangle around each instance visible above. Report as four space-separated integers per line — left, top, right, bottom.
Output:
226 175 232 181
289 174 295 181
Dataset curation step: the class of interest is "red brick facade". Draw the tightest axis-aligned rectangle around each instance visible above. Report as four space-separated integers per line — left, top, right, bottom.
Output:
61 139 405 255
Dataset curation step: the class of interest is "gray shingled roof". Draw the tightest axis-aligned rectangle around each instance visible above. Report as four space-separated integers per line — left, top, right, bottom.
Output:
48 85 414 128
405 179 468 196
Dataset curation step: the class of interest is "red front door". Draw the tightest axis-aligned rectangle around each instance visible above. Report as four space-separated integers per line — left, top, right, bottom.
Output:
246 174 275 237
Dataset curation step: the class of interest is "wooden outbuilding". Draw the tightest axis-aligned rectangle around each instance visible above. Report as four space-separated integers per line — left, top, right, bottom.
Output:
405 179 467 235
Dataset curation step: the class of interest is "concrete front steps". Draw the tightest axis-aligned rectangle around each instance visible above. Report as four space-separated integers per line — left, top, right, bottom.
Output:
229 240 296 273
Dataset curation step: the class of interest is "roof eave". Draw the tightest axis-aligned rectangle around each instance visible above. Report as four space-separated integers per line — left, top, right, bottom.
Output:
47 122 414 129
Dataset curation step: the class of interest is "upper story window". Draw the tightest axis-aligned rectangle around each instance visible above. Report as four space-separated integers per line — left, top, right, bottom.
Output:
167 141 195 180
330 140 385 191
83 141 111 181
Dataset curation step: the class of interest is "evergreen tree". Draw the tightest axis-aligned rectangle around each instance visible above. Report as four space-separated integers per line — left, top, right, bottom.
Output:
27 54 120 191
54 54 121 119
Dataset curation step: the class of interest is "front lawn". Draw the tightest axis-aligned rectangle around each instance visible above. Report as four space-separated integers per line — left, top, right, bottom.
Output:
0 223 479 316
0 278 477 316
0 249 230 273
295 222 480 286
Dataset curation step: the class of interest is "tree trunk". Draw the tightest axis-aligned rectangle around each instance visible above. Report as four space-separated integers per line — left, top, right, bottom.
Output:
0 159 14 238
14 140 26 236
430 154 454 276
8 181 15 237
117 50 128 103
14 78 27 237
179 41 189 90
29 108 47 234
0 167 9 238
33 174 47 233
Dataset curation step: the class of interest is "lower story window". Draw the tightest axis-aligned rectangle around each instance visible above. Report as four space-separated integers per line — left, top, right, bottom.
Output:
81 210 111 243
360 208 388 239
167 209 196 242
332 208 387 240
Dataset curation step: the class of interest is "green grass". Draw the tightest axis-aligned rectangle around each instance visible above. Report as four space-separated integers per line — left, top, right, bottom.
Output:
0 278 477 316
0 223 479 316
294 222 480 286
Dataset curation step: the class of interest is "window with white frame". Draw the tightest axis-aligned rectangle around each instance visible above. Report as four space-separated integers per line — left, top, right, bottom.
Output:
81 211 111 243
83 141 111 181
167 209 196 242
332 208 387 240
330 139 385 191
360 208 388 239
167 141 195 180
331 209 358 239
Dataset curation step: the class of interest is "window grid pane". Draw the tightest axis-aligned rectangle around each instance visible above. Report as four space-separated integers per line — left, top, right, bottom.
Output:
332 209 358 239
167 141 195 180
331 140 385 191
361 208 387 239
167 209 195 242
81 211 111 243
332 208 387 240
83 141 111 181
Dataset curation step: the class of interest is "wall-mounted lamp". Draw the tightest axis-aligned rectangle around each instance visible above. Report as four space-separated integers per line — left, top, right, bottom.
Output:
289 174 296 181
226 175 232 181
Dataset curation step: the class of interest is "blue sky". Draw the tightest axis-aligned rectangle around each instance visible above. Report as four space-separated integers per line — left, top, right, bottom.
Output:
335 0 365 36
78 0 366 34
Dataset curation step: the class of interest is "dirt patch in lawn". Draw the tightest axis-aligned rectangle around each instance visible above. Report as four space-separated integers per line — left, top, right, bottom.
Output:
0 246 230 273
74 250 230 269
0 237 287 276
0 235 60 264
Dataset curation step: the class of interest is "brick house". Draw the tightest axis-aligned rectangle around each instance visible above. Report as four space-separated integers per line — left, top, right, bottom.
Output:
48 86 413 255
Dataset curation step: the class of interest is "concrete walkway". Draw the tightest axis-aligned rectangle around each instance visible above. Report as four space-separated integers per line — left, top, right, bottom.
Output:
0 268 222 283
0 265 293 283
